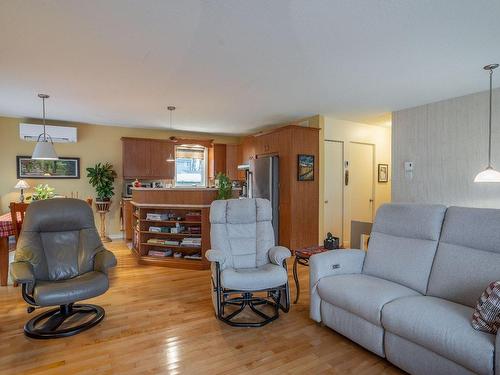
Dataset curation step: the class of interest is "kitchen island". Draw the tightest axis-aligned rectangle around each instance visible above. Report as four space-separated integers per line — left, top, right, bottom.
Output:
130 188 238 270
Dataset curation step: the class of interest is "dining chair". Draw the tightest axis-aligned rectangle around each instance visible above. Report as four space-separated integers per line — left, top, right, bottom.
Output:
9 202 29 241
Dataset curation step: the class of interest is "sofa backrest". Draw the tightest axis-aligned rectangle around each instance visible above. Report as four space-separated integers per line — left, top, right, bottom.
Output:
362 203 447 294
210 198 275 269
427 206 500 307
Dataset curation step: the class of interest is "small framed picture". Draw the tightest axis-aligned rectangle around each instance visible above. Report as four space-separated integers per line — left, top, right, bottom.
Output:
378 164 388 183
297 154 314 181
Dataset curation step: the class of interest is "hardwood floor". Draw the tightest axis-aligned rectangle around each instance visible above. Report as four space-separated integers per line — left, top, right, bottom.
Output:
0 242 403 374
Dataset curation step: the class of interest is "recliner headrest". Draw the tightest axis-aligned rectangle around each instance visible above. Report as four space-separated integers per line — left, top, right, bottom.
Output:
22 198 96 232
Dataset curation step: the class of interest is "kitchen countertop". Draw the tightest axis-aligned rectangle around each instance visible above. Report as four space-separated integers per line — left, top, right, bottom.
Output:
130 201 211 208
132 187 220 191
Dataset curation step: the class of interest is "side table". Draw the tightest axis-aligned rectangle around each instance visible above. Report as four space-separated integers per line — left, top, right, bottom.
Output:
293 245 342 303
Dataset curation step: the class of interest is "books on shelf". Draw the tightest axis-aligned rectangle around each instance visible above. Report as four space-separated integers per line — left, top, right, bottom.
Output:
148 226 170 233
184 253 202 260
146 213 169 221
147 238 180 246
185 212 201 221
148 249 173 257
181 237 202 247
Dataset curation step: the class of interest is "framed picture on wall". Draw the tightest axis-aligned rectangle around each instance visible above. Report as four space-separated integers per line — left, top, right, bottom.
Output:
378 163 388 183
297 154 314 181
17 156 80 179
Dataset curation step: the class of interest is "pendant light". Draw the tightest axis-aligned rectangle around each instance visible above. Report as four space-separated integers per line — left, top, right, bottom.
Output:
474 64 500 182
166 106 176 162
32 94 58 160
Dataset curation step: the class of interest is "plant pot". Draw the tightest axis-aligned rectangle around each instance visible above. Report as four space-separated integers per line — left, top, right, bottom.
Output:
95 200 111 213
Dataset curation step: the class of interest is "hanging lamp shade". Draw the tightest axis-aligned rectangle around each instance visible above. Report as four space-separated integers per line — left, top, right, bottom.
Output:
32 94 58 160
474 64 500 182
32 139 58 160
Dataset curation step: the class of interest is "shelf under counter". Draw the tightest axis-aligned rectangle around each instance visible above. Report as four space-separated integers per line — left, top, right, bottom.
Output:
130 201 210 270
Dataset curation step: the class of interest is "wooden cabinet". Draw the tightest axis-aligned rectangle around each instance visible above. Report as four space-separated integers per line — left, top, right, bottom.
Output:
122 137 175 180
225 144 240 180
123 199 133 241
122 138 151 179
150 140 175 179
237 126 319 250
211 144 226 178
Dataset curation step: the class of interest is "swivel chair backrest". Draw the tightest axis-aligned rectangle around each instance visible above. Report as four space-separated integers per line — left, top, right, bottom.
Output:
210 198 275 269
15 198 103 281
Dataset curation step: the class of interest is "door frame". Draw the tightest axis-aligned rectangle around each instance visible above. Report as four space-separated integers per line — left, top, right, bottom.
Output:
324 139 345 243
348 141 376 223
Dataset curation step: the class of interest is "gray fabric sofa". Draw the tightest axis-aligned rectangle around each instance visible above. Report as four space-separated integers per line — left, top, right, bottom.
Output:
310 203 500 375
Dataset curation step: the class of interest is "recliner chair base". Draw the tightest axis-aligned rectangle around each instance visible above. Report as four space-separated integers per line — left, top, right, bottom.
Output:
219 290 283 327
24 303 105 339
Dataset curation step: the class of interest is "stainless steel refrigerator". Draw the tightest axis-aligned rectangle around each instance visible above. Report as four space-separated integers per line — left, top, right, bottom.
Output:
250 156 279 243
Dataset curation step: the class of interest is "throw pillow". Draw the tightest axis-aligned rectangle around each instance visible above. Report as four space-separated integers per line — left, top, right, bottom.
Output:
472 281 500 334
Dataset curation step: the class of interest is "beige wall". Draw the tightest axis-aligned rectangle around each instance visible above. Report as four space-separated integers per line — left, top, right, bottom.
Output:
0 116 239 236
392 88 500 207
319 117 392 244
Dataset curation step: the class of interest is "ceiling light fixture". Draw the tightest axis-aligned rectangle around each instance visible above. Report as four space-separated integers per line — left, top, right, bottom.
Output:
475 64 500 182
166 106 176 162
31 94 58 160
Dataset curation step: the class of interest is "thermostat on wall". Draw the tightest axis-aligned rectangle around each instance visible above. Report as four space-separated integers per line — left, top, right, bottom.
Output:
404 161 414 180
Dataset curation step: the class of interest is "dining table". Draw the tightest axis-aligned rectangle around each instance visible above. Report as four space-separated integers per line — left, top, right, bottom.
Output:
0 211 18 286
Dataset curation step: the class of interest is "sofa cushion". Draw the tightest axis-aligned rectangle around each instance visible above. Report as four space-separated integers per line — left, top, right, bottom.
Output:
427 206 500 307
382 296 494 375
362 203 446 294
472 281 500 334
220 263 287 291
316 274 420 326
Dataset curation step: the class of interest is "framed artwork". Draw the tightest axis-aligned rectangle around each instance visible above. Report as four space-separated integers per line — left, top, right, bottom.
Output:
378 163 388 183
17 156 80 179
297 154 314 181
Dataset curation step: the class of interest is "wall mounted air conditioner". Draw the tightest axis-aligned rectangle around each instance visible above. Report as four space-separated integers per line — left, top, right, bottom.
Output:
19 123 77 143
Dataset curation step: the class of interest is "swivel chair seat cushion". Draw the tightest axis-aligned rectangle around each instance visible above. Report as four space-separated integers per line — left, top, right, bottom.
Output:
33 271 109 307
221 263 288 291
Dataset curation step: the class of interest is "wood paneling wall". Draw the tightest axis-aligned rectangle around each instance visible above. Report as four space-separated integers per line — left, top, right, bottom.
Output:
392 88 500 207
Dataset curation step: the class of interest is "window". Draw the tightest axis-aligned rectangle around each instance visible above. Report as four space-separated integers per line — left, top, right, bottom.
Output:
175 145 207 187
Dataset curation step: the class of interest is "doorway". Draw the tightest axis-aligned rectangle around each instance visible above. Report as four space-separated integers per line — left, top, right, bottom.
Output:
348 142 375 248
323 140 344 242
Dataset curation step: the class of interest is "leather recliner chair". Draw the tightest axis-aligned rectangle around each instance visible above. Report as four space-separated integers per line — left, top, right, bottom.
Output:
10 198 116 339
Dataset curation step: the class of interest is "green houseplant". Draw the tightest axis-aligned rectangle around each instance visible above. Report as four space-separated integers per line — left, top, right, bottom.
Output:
86 162 117 202
30 184 55 201
216 172 232 200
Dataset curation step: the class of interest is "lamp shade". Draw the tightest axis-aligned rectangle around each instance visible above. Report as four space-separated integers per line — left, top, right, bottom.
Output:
474 167 500 182
32 140 58 160
14 180 30 189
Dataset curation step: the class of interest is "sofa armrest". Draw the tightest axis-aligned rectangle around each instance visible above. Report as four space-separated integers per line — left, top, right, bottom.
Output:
309 249 366 322
269 246 291 266
10 261 35 292
205 249 227 265
94 249 117 274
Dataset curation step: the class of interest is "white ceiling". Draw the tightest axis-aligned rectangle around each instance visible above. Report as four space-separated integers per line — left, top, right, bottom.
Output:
1 0 499 134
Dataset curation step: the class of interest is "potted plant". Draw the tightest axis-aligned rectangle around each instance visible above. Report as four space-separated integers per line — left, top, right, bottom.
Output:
86 162 117 242
86 162 117 203
29 184 55 201
216 172 233 200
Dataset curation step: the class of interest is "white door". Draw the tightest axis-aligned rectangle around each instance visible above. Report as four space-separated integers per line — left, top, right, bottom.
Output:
324 141 344 242
349 142 374 223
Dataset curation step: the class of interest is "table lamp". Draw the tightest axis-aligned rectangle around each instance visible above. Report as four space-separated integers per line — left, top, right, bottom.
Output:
14 180 30 202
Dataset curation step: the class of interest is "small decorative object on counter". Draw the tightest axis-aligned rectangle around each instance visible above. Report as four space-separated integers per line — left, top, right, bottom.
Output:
324 232 340 250
133 179 141 188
